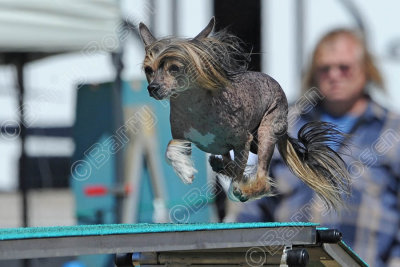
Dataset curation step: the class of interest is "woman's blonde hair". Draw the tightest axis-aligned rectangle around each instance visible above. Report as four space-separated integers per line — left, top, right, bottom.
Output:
302 28 384 94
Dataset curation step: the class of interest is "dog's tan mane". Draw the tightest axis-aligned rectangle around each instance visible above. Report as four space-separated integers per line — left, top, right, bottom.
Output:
143 31 250 91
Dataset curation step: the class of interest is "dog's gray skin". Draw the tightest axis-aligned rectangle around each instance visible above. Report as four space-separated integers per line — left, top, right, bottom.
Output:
138 17 350 205
171 73 286 155
174 74 287 201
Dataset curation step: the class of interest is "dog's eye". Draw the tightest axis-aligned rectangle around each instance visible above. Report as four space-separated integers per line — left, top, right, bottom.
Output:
168 64 180 74
144 67 154 76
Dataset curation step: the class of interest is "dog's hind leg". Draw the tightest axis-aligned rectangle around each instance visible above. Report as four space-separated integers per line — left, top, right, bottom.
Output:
166 139 197 184
233 105 288 201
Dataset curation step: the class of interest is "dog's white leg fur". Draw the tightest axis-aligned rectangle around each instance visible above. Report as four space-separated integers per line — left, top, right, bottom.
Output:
166 139 197 184
244 164 258 181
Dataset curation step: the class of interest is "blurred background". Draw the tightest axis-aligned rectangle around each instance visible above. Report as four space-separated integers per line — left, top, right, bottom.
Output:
0 0 399 266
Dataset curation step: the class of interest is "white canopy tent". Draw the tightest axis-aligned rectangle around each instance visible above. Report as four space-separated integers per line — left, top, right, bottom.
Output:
0 0 121 56
0 0 123 228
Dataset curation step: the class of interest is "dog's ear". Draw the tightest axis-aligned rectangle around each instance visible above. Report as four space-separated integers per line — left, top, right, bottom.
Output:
139 23 157 46
194 17 215 40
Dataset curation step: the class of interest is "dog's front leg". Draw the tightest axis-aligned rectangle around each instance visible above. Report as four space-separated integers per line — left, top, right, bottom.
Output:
209 153 232 175
166 139 197 184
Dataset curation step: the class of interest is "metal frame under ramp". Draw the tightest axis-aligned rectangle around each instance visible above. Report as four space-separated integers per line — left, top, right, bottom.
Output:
0 222 368 266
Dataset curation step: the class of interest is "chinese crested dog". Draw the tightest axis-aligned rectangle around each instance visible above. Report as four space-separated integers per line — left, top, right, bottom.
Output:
138 17 350 209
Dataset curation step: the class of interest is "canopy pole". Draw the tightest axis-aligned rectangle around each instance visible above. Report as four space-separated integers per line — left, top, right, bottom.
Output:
112 45 124 223
16 53 30 267
16 53 28 228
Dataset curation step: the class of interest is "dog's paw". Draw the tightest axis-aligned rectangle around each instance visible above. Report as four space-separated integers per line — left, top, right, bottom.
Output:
166 140 197 184
228 182 249 202
208 155 225 172
228 176 273 202
172 163 197 184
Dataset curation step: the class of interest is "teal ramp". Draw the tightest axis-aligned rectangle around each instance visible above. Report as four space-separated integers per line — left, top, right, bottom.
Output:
0 222 368 266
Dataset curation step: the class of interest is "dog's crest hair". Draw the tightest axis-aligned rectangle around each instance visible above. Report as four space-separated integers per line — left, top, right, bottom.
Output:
143 30 251 90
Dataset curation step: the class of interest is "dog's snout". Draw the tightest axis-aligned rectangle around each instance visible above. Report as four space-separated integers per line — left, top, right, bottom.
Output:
147 83 160 92
147 83 163 99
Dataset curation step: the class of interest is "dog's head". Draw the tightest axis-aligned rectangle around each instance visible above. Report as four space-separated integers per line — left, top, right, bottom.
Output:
138 18 216 100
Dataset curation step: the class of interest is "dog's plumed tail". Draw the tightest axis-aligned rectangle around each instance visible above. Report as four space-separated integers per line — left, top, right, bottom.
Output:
277 122 351 210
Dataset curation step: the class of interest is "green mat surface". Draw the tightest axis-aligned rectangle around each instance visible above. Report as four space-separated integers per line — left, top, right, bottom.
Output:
0 222 318 241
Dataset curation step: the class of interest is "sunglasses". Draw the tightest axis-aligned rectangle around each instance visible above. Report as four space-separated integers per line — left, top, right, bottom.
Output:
316 63 357 78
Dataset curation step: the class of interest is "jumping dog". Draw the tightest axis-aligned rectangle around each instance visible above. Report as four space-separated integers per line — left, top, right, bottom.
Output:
138 17 350 209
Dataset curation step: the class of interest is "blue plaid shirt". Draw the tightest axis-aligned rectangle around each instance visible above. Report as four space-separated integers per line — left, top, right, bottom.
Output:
237 98 400 267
